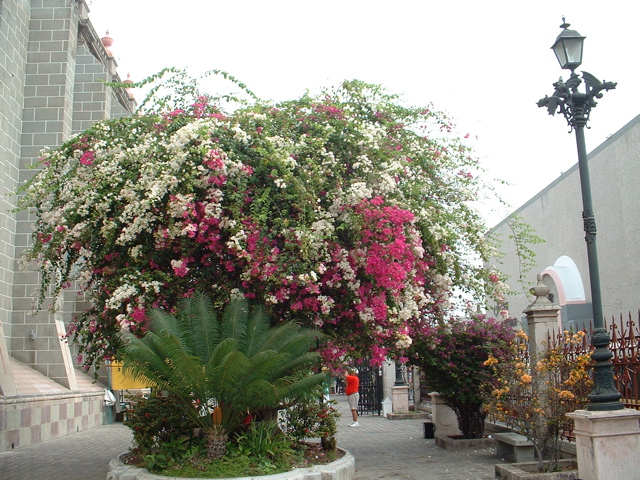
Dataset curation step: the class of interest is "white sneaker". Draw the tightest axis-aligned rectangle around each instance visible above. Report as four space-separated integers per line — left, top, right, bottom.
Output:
349 421 360 427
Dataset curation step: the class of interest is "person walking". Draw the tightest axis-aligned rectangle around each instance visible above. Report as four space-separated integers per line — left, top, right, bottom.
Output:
345 367 360 427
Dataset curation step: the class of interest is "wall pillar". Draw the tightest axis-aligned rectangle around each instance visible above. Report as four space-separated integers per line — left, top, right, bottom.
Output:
381 360 396 401
429 392 461 437
11 0 80 389
0 322 16 396
523 275 561 364
391 385 409 414
567 409 640 480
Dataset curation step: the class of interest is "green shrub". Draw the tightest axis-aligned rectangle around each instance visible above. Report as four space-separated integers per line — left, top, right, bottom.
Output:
279 390 340 451
124 391 198 455
232 420 295 460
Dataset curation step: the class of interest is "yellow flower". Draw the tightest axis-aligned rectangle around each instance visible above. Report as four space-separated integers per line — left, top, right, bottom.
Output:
558 390 575 400
484 355 498 367
520 374 532 384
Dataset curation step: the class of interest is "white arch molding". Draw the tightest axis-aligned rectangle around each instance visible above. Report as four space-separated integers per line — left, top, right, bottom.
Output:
540 256 587 329
541 256 587 306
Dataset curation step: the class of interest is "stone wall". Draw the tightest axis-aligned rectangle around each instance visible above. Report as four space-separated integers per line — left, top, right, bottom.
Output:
0 0 134 449
489 113 640 324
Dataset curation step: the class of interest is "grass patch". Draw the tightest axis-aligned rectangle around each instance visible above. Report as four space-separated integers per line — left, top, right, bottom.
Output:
129 441 342 478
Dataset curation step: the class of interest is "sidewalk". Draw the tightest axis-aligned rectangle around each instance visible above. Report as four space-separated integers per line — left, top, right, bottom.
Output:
333 394 497 480
0 423 132 480
0 395 499 480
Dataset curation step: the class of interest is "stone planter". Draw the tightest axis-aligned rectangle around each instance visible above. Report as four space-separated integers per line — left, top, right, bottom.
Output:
107 449 355 480
495 459 579 480
434 434 495 451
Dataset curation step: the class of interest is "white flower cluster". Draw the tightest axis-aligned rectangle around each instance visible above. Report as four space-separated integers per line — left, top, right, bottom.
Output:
232 124 251 144
226 229 247 252
168 193 195 218
318 295 334 315
344 182 373 206
106 283 138 310
358 307 375 324
395 333 413 349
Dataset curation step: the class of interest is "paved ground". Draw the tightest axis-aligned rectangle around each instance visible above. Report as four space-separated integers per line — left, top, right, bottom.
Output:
0 395 499 480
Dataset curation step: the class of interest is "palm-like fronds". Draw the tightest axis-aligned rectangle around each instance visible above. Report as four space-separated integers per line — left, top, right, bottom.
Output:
120 292 325 457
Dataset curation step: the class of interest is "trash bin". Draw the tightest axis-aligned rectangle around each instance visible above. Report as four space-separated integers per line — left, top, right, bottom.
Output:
423 421 435 439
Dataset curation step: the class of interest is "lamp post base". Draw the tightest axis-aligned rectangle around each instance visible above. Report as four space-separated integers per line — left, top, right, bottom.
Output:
568 409 640 480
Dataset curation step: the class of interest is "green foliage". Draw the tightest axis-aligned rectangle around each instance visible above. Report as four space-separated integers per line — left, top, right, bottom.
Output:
120 292 326 457
408 315 516 438
491 214 545 295
124 391 197 455
105 67 258 114
231 420 295 460
142 452 171 473
279 388 340 451
161 449 308 478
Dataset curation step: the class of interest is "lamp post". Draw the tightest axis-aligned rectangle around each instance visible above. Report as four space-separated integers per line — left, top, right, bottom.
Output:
394 361 406 386
537 19 622 411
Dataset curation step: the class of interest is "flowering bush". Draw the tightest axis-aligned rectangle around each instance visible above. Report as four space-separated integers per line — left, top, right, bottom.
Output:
408 315 516 438
484 330 592 471
278 389 340 452
19 74 501 369
124 391 198 455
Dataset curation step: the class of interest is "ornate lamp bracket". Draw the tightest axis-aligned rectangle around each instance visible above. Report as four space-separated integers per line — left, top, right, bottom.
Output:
537 72 617 132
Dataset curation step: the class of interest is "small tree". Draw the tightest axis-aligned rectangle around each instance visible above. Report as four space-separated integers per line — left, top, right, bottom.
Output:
485 330 592 471
408 315 515 438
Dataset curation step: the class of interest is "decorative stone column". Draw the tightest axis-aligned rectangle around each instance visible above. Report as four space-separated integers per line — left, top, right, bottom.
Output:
567 409 640 480
523 275 560 364
391 360 409 413
391 387 409 413
429 392 461 437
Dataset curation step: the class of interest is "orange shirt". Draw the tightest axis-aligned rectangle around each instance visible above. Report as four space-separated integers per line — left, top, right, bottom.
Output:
345 374 359 395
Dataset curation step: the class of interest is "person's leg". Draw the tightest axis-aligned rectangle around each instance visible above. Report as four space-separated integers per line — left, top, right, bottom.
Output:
348 393 360 425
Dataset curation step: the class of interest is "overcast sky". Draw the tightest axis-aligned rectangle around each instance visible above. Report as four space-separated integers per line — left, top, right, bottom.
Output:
87 0 640 226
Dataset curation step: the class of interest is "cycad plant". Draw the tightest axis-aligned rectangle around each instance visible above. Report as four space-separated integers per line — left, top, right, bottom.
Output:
121 293 326 459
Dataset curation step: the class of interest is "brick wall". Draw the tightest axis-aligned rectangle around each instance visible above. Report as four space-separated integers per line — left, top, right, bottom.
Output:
0 0 135 449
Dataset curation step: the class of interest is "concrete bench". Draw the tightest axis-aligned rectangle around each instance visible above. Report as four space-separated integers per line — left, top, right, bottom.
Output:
493 432 534 462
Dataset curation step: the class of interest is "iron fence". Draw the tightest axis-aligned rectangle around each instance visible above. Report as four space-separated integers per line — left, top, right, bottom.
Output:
487 311 640 442
548 310 640 411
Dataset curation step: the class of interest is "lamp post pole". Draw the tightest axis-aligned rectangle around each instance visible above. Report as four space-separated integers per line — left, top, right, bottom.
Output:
394 361 405 386
537 20 622 411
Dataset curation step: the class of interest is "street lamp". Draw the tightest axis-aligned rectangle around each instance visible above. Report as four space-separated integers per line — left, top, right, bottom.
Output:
537 19 622 411
394 361 406 386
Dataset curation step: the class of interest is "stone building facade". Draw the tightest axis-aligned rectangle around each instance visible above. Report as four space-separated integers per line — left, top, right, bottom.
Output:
0 0 135 450
490 113 640 329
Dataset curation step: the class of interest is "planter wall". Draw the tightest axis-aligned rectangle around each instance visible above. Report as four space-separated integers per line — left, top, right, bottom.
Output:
495 459 579 480
107 449 355 480
434 434 495 451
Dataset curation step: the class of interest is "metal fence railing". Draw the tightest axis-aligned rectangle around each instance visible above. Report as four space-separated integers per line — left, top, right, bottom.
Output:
548 310 640 412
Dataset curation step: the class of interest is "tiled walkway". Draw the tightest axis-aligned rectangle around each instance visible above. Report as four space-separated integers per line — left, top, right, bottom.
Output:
0 395 500 480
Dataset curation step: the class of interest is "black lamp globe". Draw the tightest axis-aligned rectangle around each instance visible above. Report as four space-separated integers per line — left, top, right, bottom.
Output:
552 19 585 71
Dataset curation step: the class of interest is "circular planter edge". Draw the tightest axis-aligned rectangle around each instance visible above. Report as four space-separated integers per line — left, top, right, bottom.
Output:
107 449 355 480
